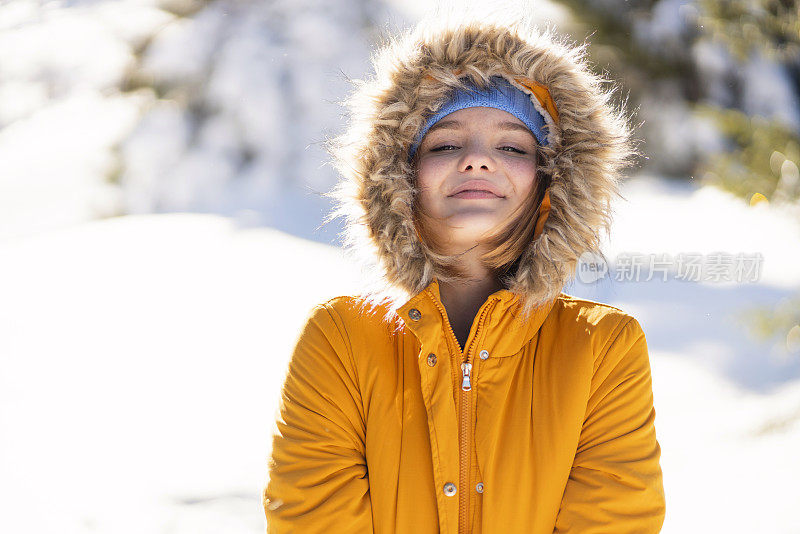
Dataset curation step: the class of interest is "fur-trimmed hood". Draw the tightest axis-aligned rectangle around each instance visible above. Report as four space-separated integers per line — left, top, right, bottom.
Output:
325 15 641 317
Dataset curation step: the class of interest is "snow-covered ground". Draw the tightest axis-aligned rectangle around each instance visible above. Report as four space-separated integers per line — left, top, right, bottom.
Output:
1 176 799 533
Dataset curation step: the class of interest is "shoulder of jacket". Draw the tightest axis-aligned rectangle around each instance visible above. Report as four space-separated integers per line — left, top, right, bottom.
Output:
314 294 402 335
556 294 650 374
552 292 643 342
556 292 633 319
318 294 362 312
318 294 384 318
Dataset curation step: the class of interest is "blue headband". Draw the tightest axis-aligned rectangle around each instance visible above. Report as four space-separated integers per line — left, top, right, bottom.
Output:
408 75 549 161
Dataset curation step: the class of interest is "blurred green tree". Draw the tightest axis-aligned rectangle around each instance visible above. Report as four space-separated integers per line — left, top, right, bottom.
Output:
558 0 800 361
695 0 800 207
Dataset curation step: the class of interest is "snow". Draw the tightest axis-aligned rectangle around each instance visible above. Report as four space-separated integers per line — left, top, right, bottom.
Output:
632 0 696 55
125 0 376 243
740 48 800 132
0 214 361 533
691 26 800 133
0 0 374 247
0 90 147 237
385 0 571 28
0 0 171 240
692 39 738 108
1 177 799 533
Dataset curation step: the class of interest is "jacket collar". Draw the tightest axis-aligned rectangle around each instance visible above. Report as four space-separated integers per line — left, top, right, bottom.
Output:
397 278 560 358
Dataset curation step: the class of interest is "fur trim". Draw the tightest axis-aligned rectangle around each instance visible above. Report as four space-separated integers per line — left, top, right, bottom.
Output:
324 15 642 319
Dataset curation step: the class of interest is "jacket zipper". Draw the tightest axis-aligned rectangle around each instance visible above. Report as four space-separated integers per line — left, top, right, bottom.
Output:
429 292 497 534
458 300 496 534
458 358 472 534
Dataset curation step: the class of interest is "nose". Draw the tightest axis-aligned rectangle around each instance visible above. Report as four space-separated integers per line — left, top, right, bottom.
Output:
459 142 495 173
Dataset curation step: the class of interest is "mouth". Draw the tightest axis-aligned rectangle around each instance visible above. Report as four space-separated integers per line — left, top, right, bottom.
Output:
449 190 503 199
448 180 505 199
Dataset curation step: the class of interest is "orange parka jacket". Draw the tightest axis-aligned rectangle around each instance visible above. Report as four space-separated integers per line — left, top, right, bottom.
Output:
264 279 665 533
264 15 666 534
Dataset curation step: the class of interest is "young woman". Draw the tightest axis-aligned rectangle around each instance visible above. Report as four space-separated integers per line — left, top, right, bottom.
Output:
263 16 666 534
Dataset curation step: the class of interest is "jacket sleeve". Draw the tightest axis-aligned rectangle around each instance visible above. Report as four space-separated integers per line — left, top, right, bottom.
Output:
263 303 373 533
554 317 666 533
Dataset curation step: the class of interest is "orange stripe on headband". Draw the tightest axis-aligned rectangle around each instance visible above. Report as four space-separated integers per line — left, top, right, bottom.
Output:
513 76 559 125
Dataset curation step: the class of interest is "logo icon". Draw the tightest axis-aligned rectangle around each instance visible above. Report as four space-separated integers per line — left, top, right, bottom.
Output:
577 251 608 283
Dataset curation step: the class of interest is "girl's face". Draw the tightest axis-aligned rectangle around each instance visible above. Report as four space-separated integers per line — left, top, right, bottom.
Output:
414 106 539 252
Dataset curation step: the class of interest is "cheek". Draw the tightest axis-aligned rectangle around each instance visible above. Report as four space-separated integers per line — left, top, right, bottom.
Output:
505 159 538 194
413 170 434 220
415 160 446 203
416 157 449 185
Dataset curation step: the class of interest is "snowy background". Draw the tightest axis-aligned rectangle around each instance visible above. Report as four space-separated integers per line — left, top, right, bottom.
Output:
1 0 799 532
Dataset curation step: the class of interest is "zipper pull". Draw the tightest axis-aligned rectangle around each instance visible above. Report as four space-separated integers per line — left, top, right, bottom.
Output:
461 361 472 391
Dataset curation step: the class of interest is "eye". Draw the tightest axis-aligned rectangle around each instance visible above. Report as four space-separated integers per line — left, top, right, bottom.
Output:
499 146 527 154
431 145 459 152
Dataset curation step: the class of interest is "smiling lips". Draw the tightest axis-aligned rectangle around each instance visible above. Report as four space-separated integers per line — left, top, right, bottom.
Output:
448 180 504 199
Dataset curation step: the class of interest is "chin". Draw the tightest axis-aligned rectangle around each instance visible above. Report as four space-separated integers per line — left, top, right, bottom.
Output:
450 213 504 232
446 225 504 247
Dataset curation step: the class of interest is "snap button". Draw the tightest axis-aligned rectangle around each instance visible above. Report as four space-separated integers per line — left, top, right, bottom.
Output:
476 482 484 493
408 308 422 321
443 482 457 496
427 353 437 366
479 349 489 360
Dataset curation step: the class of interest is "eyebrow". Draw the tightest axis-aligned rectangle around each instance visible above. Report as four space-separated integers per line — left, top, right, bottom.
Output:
426 119 535 138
